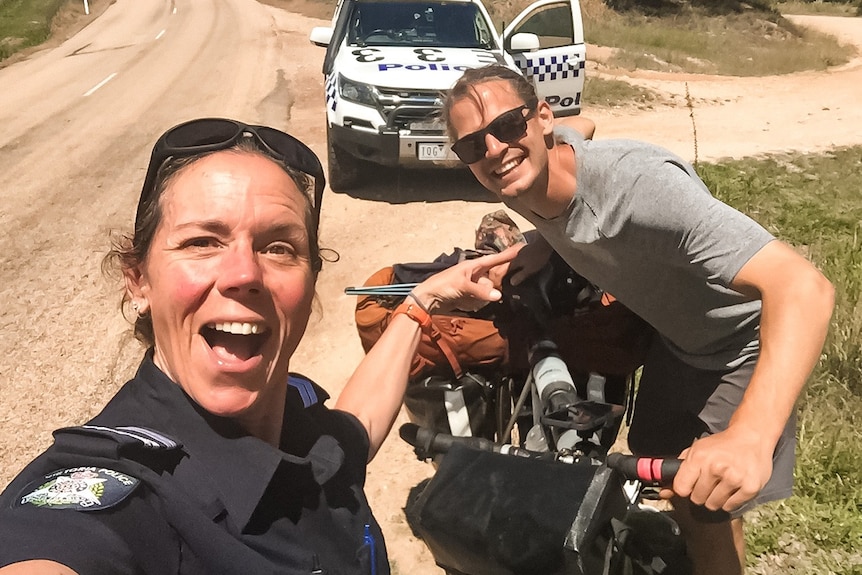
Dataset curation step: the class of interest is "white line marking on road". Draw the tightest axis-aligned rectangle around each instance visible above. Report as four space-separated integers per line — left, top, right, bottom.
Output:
83 73 117 97
156 29 166 40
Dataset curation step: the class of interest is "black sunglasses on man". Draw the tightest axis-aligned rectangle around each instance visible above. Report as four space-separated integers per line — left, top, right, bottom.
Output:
451 97 539 164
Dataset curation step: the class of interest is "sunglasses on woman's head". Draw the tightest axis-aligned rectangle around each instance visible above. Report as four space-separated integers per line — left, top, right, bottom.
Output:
451 98 539 164
135 118 326 233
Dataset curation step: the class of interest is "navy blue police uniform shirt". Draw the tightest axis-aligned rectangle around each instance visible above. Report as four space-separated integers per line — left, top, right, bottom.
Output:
0 351 389 575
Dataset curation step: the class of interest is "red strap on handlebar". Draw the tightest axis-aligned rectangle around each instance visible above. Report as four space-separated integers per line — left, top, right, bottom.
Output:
637 458 652 481
652 458 663 482
636 457 666 483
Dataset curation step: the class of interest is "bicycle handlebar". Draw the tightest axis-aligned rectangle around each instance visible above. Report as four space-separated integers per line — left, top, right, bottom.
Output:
399 423 548 461
605 453 681 486
400 424 683 487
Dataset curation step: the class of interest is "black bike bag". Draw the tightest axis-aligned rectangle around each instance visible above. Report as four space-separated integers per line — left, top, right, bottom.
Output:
406 444 628 575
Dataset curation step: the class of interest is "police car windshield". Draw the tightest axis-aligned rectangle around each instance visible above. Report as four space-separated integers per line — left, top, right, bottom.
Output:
348 1 496 49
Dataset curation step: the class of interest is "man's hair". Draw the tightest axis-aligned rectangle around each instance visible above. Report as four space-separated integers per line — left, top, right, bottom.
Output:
442 64 537 140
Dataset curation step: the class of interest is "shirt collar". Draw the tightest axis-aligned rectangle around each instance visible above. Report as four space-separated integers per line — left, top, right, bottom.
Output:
132 352 345 531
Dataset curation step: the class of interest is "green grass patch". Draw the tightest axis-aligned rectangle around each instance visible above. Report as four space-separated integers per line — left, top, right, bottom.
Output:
697 148 862 568
585 8 853 75
0 0 66 61
581 75 665 109
490 0 856 76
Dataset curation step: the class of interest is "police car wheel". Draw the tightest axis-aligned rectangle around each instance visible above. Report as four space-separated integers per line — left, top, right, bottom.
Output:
327 129 364 191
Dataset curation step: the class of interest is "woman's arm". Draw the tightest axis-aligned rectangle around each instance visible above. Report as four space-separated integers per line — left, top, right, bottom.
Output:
335 248 519 460
0 560 78 575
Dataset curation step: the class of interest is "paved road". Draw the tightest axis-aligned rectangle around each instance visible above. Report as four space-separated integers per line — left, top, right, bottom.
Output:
0 0 330 476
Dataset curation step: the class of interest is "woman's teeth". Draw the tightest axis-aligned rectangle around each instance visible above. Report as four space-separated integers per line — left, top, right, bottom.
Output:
209 322 263 335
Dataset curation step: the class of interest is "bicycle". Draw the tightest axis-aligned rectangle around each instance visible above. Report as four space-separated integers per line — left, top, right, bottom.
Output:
348 250 691 574
396 264 693 575
398 352 691 574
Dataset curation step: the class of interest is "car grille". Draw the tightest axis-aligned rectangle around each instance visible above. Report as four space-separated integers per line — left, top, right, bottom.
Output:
377 88 446 133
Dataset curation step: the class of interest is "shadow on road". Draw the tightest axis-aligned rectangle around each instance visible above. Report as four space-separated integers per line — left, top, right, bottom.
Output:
335 166 499 204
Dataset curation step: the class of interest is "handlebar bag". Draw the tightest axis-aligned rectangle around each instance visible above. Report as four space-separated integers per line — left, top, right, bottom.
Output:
406 444 628 575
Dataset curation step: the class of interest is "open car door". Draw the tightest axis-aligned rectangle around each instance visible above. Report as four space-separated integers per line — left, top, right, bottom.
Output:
503 0 586 117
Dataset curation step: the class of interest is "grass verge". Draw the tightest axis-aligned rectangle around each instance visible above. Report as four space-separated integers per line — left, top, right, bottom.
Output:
776 1 861 15
698 147 862 573
491 0 856 76
0 0 65 60
582 75 667 109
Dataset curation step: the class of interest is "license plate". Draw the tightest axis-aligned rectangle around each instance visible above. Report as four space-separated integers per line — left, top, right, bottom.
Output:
418 143 453 161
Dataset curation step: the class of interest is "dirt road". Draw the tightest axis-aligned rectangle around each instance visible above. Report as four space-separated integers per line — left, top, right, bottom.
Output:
0 2 859 572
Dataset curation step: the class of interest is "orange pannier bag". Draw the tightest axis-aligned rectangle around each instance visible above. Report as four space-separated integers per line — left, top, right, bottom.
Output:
354 266 508 380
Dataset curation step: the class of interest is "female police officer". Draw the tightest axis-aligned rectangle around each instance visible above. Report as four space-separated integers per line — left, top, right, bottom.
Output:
0 118 514 574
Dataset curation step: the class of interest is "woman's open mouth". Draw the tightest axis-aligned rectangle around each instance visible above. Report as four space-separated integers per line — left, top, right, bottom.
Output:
201 322 270 364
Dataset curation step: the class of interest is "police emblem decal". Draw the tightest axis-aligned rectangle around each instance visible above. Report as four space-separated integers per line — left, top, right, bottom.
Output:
16 467 140 511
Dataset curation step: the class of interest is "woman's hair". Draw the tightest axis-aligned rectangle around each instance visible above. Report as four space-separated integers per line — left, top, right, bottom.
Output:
442 64 537 140
103 138 321 346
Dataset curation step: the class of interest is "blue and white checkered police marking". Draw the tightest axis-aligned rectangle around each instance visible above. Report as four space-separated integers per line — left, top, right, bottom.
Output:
325 74 338 112
521 54 585 82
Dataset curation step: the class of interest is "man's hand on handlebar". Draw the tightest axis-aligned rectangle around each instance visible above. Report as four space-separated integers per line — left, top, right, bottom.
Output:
659 425 774 514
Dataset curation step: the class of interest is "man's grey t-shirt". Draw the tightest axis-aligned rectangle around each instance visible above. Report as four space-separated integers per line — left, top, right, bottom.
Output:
503 128 774 370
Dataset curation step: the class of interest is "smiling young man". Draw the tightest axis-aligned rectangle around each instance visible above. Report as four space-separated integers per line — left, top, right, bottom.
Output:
443 64 835 575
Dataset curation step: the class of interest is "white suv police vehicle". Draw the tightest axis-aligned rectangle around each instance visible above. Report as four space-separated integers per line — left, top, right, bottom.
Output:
310 0 586 190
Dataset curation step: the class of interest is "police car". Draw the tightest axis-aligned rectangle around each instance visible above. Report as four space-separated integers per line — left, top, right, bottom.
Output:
309 0 586 190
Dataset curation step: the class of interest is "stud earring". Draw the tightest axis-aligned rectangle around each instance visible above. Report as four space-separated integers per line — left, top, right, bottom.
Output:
131 301 149 319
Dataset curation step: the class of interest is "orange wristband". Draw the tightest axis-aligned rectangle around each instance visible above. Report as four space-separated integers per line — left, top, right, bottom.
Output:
393 300 433 332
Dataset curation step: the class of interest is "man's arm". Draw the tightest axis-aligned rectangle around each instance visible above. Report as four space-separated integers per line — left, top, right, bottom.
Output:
554 116 596 140
670 240 834 512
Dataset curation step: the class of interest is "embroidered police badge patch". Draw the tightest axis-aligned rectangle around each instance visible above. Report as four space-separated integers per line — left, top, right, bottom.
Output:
16 467 140 511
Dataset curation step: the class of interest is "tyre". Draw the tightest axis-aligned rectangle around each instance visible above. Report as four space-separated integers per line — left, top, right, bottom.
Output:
326 124 365 191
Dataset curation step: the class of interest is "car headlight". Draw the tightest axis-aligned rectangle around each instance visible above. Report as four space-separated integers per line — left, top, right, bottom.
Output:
339 74 378 107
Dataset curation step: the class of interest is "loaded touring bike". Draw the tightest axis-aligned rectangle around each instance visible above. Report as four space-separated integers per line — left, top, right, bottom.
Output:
349 239 693 575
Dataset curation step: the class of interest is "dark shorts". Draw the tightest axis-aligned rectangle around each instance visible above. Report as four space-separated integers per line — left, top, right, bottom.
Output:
627 337 796 516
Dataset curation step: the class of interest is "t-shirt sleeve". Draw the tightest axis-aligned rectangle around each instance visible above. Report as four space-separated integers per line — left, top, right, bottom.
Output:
620 158 774 286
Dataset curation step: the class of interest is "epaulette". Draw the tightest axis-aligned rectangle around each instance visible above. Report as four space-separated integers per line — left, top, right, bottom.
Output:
75 425 181 449
288 373 330 408
51 424 183 460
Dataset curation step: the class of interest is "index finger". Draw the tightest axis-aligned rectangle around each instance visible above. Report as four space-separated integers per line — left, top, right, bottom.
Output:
467 246 520 278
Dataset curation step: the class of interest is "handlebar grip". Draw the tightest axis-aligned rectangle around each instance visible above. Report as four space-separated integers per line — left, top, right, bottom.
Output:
399 423 547 461
605 453 681 486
